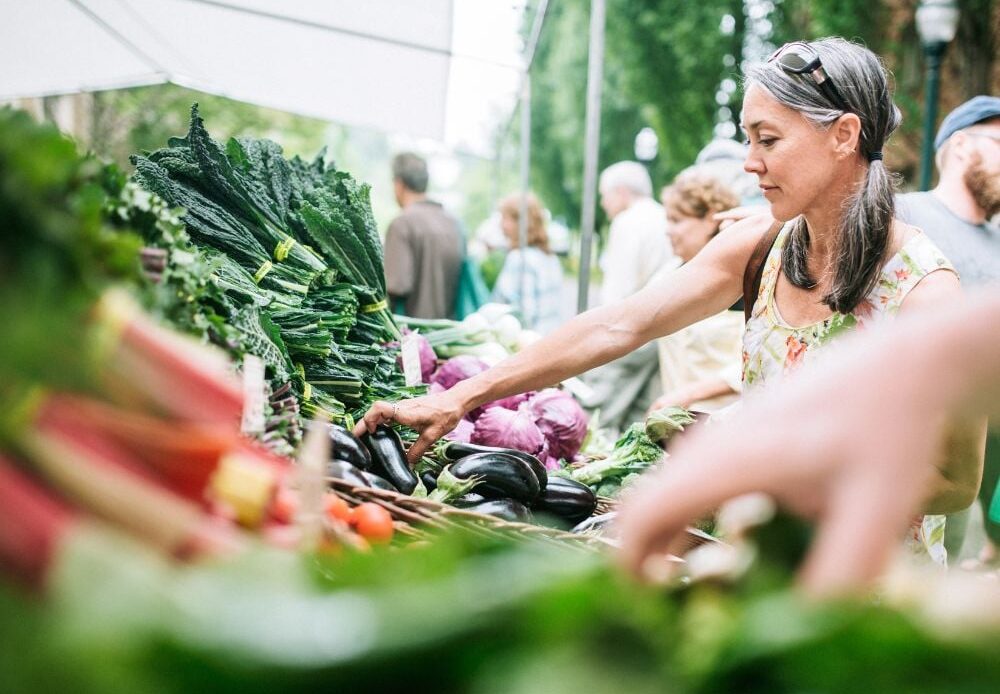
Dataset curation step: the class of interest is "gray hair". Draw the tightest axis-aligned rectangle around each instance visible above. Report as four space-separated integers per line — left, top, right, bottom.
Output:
746 37 902 314
391 152 429 193
599 161 653 197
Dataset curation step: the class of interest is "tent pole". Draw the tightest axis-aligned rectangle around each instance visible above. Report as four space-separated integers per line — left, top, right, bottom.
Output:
576 0 606 314
518 77 531 322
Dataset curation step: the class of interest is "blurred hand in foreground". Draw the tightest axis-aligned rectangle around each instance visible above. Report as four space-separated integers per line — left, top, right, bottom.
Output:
617 291 1000 597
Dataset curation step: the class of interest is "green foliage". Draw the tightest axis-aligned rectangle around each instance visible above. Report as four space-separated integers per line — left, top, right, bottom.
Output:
2 518 1000 693
0 108 142 404
526 0 744 230
89 84 328 169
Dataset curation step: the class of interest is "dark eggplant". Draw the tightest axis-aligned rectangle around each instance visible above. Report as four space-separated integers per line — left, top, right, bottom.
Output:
420 470 438 493
326 460 372 489
448 452 540 504
328 424 372 470
451 492 487 507
532 475 597 524
361 471 398 493
362 425 418 495
465 498 533 523
439 441 547 491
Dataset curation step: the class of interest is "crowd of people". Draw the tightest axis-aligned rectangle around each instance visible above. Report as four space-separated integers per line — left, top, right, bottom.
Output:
375 37 999 590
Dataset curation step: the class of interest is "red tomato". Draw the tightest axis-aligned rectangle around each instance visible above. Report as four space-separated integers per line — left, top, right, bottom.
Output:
324 493 353 523
350 503 394 543
270 487 299 524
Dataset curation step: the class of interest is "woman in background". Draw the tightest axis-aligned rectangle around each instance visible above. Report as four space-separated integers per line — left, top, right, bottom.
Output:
492 193 564 334
649 171 744 413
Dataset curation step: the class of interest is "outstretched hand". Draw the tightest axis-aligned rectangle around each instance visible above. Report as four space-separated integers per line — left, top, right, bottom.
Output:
616 326 954 597
354 390 467 464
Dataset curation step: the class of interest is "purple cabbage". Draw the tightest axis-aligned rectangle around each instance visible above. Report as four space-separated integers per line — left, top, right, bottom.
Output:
470 390 535 421
471 404 545 455
528 388 589 460
444 417 475 443
430 355 489 391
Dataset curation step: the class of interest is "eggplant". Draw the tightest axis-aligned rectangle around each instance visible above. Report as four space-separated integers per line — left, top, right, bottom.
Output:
532 475 597 525
328 424 373 470
420 470 439 493
451 492 487 507
362 425 418 495
326 460 372 489
465 498 533 523
361 471 398 493
439 441 547 491
448 452 540 504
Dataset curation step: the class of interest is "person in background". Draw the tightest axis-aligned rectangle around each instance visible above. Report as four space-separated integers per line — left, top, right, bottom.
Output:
898 96 1000 287
896 95 1000 565
384 152 464 319
648 171 743 413
690 137 766 207
617 290 1000 596
491 193 564 334
578 162 675 431
597 161 674 304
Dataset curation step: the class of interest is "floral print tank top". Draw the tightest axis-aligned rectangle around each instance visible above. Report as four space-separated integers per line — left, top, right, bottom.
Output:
742 224 956 389
741 222 957 566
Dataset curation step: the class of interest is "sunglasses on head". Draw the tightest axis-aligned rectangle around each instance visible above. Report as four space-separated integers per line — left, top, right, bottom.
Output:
768 42 852 114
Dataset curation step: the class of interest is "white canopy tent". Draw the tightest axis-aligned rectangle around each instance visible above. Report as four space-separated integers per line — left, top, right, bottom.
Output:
0 0 523 152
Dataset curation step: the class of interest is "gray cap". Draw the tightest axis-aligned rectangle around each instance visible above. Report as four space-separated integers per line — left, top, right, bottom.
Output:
695 137 749 164
934 95 1000 150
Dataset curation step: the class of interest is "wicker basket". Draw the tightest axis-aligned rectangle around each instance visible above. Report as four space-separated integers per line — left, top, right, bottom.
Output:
326 477 714 555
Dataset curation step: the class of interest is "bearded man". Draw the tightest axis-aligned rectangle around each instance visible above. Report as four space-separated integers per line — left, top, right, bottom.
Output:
898 96 1000 287
897 95 1000 566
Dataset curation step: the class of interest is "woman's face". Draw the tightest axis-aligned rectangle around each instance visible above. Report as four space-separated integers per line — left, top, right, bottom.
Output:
665 208 718 263
500 211 519 245
741 84 846 222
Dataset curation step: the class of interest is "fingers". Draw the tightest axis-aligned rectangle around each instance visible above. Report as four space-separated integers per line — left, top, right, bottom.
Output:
797 450 935 598
616 456 743 579
354 400 393 437
405 430 440 465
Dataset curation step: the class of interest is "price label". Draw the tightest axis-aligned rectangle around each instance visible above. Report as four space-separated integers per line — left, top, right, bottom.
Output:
401 332 422 387
241 354 267 435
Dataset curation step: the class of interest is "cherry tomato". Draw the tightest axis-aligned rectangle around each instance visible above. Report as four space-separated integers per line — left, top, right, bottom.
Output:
349 502 394 543
270 487 299 524
324 493 353 523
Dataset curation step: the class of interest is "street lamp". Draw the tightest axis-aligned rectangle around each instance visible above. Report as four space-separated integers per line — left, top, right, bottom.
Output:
915 0 960 190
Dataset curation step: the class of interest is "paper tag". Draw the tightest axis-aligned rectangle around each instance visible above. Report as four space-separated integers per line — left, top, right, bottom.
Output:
401 332 422 387
241 354 267 435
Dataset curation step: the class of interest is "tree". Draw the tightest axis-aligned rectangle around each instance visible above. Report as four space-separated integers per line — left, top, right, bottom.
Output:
525 0 741 231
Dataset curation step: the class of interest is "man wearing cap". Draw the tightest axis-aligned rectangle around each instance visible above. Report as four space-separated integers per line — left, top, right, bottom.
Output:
897 95 1000 287
897 95 1000 566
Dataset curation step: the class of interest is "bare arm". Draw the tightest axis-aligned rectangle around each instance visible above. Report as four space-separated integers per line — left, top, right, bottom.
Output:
358 214 776 461
649 377 737 412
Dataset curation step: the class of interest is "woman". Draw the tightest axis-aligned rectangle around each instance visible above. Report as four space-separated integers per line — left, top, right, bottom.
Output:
491 193 564 334
649 171 743 413
358 39 981 551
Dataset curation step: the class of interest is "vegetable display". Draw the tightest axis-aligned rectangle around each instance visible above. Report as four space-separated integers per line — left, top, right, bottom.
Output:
129 105 423 452
4 107 1000 694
